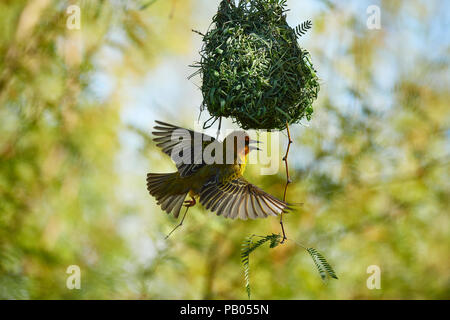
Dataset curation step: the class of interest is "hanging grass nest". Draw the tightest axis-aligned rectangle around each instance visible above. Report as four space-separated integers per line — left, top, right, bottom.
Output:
191 0 320 131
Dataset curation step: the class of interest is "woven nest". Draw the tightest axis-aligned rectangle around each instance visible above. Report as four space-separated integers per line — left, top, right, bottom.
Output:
191 0 320 131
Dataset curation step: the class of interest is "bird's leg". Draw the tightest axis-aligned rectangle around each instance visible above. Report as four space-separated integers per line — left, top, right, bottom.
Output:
165 206 190 240
165 196 197 239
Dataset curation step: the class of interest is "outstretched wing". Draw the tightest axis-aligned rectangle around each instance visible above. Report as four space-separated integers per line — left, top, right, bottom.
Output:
199 177 291 220
152 120 218 177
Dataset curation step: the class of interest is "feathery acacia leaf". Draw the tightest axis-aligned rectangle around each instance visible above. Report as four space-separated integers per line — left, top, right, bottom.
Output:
307 248 338 282
241 236 337 297
241 234 281 299
295 20 312 38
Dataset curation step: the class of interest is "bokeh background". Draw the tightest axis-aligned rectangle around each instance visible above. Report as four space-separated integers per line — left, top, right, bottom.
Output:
0 0 449 299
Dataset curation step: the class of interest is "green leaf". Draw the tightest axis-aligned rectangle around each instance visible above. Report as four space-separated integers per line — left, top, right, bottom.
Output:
295 20 312 38
307 248 338 282
240 234 281 299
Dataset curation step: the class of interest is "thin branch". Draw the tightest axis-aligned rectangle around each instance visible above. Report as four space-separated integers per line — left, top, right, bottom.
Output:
252 234 308 249
216 116 222 140
280 121 293 244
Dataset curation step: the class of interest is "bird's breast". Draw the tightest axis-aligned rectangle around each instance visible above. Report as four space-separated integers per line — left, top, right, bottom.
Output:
186 162 246 196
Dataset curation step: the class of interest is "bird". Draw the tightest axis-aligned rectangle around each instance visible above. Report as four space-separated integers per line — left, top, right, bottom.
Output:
146 120 290 222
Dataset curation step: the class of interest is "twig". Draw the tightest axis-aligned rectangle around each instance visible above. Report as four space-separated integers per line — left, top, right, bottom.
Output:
280 121 293 244
165 206 189 239
253 234 308 250
216 116 222 140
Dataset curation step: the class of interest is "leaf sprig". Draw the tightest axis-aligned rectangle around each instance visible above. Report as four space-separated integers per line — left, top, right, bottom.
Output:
241 234 337 299
295 20 313 38
241 234 281 299
307 248 338 281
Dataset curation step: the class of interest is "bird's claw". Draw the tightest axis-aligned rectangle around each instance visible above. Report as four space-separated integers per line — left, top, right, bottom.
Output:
184 198 196 207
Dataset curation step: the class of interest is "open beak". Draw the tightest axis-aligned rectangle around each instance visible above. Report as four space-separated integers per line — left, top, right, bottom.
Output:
248 139 262 151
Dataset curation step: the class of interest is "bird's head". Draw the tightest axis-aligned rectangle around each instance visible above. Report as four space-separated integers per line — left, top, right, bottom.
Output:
223 131 261 163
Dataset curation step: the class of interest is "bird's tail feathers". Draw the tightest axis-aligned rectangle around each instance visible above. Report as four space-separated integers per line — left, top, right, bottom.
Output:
146 173 188 218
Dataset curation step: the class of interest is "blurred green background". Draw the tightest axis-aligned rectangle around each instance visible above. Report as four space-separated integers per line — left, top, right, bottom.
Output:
0 0 448 299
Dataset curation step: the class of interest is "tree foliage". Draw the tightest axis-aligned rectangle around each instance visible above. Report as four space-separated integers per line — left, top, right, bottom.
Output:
0 0 448 299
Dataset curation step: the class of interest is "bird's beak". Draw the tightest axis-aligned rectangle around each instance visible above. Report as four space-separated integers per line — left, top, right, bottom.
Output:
248 139 262 151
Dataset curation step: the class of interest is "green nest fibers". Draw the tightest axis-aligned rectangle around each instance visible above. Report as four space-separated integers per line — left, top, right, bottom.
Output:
192 0 320 131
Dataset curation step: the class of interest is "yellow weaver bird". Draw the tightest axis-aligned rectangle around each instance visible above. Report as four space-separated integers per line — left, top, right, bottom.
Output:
146 121 290 223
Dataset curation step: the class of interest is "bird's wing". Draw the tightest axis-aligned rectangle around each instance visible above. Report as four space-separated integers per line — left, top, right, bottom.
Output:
199 177 290 220
152 120 217 177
